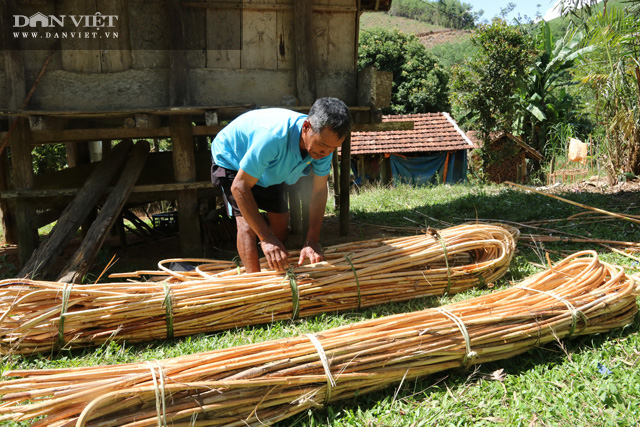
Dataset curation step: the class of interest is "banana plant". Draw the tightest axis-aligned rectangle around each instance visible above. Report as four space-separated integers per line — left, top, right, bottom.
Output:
518 21 594 155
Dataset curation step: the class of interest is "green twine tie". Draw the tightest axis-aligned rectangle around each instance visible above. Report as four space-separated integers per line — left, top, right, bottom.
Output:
430 229 453 296
162 283 174 339
516 285 588 338
344 254 362 309
284 268 300 319
58 283 73 349
438 308 477 369
232 256 242 275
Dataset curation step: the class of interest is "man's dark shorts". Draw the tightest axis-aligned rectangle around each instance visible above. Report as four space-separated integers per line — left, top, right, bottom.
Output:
211 163 289 217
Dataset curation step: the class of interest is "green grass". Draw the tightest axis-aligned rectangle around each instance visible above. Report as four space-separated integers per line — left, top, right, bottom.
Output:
2 182 639 426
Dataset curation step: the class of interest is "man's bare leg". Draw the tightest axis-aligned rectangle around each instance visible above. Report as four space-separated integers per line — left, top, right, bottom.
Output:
267 211 289 244
235 215 260 273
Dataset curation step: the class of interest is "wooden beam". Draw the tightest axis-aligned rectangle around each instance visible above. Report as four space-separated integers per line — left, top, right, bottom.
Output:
0 113 402 146
0 181 214 199
0 104 256 118
181 2 358 12
339 133 351 236
19 141 133 279
58 141 150 283
0 125 224 145
168 0 190 106
170 115 202 257
293 0 317 105
0 121 412 146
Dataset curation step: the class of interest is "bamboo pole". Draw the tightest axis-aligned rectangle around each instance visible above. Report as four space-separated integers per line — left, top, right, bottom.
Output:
0 250 636 426
504 181 640 225
0 224 517 355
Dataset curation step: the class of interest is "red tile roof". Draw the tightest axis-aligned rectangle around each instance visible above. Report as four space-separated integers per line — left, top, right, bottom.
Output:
348 113 477 155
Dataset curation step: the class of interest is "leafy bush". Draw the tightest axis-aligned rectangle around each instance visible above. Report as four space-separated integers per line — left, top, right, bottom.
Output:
359 29 450 114
31 144 68 175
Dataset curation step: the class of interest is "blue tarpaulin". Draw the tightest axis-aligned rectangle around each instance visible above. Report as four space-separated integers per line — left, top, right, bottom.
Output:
390 151 468 186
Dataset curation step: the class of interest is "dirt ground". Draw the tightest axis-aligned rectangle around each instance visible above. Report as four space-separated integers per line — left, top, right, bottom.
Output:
416 29 473 49
549 175 640 195
2 177 639 280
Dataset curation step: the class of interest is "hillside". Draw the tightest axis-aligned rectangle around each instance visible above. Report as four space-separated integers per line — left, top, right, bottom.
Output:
360 12 473 49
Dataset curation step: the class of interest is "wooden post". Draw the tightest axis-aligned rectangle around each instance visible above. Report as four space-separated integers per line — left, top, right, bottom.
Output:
442 151 451 184
170 115 202 257
102 140 112 159
66 142 91 168
293 0 316 105
380 155 388 184
0 148 16 244
332 149 340 210
8 120 39 265
58 141 150 283
2 0 38 264
167 0 200 256
339 133 351 236
19 140 133 279
66 141 95 238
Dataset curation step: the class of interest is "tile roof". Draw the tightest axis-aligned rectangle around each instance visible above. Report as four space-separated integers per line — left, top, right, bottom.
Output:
348 113 477 155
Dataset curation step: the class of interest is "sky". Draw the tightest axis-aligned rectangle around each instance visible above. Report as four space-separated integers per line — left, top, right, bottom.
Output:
466 0 564 23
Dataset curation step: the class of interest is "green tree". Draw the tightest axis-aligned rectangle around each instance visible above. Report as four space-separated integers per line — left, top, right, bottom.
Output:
576 2 640 181
390 0 479 30
32 144 67 175
359 30 450 114
450 19 537 143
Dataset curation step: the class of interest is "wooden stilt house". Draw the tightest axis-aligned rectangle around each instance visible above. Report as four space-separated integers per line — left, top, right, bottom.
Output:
0 0 399 279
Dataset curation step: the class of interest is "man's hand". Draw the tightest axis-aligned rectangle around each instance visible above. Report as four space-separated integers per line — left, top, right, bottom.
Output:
298 240 325 266
260 234 290 271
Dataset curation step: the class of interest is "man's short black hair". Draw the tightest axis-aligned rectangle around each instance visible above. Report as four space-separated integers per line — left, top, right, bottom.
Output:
308 97 352 140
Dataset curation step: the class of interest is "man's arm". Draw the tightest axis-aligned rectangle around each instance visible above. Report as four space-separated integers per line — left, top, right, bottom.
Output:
298 172 329 266
231 169 289 271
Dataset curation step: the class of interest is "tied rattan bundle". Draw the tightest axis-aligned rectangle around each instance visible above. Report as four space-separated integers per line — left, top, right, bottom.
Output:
0 223 517 355
0 250 637 426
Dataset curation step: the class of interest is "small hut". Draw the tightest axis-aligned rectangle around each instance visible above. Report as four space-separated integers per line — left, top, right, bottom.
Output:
348 113 476 186
483 133 544 184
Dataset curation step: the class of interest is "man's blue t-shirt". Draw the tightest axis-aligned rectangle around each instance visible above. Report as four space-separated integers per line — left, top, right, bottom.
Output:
211 108 332 188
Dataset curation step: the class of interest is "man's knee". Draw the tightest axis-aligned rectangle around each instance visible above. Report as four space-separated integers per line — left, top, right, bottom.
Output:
236 216 256 238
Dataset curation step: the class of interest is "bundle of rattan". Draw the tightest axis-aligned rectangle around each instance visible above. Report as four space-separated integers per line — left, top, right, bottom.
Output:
0 250 636 426
0 223 516 355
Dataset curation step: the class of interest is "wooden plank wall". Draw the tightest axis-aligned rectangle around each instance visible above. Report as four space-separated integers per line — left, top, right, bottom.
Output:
0 0 359 110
